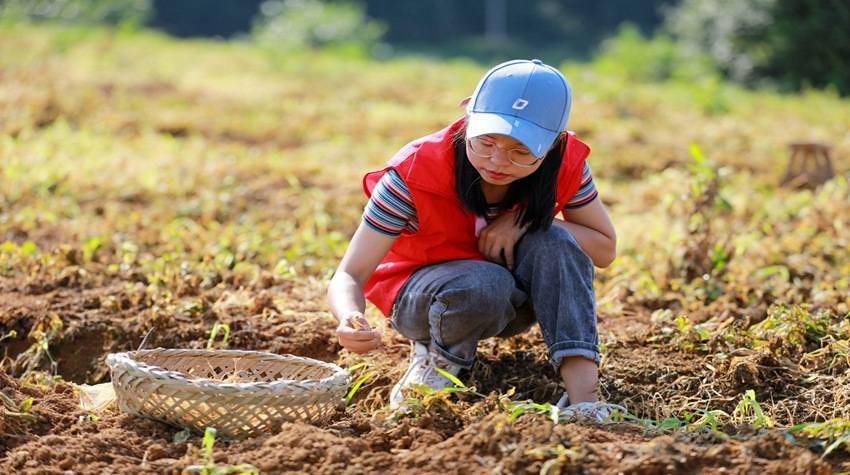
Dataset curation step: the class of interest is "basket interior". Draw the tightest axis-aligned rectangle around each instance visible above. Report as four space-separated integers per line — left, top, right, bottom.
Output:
135 352 335 384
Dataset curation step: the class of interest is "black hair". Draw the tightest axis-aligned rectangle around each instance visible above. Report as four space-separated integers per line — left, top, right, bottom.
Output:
451 121 565 233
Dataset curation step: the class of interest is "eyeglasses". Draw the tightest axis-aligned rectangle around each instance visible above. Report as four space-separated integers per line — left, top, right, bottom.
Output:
466 136 542 168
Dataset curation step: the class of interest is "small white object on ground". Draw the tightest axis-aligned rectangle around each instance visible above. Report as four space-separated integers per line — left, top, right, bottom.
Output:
78 382 116 412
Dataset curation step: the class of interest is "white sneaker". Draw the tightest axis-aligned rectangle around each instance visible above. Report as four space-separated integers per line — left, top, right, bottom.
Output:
388 342 462 411
553 392 626 423
556 392 570 408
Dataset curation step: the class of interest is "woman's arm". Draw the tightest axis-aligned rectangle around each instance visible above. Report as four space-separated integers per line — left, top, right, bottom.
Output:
554 196 617 268
327 221 397 353
328 220 398 318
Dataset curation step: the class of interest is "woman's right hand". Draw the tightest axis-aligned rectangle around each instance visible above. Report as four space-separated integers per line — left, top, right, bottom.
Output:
336 312 381 354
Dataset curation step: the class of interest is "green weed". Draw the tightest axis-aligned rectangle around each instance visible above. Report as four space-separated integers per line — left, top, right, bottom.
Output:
345 368 376 405
614 409 731 440
504 400 556 424
0 329 17 342
206 323 231 349
749 305 831 357
649 309 712 352
395 369 483 418
789 419 850 456
184 427 259 475
732 389 774 429
0 392 37 422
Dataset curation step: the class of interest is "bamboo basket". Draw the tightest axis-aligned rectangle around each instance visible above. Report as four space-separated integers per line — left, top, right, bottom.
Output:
106 348 349 439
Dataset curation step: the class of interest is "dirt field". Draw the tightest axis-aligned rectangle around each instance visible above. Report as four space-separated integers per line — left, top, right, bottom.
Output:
2 26 850 474
1 273 847 474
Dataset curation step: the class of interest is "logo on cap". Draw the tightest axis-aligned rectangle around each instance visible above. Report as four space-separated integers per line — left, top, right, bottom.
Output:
511 98 529 110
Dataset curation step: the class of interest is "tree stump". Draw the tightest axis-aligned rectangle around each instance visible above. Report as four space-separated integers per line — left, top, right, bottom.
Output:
781 142 835 189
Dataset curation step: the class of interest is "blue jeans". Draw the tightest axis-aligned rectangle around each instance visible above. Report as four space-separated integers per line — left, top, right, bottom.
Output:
390 225 599 371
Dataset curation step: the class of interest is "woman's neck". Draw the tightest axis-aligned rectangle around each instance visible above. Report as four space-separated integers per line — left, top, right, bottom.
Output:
481 182 509 204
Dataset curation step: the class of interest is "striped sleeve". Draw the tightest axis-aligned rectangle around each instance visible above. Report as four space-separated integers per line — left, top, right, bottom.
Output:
362 169 419 237
564 162 598 209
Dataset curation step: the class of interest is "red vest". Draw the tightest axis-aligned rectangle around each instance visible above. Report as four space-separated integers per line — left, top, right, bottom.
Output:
361 117 591 317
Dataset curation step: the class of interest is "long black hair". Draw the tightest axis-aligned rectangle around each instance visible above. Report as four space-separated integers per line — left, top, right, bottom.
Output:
451 121 566 233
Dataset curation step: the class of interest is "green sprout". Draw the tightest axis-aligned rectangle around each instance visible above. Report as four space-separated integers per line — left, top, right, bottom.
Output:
0 329 17 342
504 400 554 423
206 323 231 349
732 389 774 429
184 427 259 475
82 236 103 262
345 370 376 405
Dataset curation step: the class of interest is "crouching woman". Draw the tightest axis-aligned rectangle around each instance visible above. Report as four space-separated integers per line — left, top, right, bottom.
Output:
326 59 619 420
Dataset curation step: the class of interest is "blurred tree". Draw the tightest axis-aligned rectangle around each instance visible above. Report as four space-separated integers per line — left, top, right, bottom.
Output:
666 0 850 94
484 0 506 42
0 0 681 61
363 0 677 56
757 0 850 94
666 0 778 82
0 0 152 27
252 0 385 51
149 0 263 38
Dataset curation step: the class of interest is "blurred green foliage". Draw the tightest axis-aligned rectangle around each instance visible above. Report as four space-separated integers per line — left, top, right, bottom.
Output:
592 24 718 83
252 0 385 54
0 0 151 28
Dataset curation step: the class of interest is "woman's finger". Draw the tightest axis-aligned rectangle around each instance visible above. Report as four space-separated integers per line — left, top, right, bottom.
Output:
477 230 489 256
340 336 380 353
504 245 515 270
339 334 379 349
337 327 381 341
490 240 505 264
484 244 496 262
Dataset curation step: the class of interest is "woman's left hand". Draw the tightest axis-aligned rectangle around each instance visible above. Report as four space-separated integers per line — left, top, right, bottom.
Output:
477 210 529 270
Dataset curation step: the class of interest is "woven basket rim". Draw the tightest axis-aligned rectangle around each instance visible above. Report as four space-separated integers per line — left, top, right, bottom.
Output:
106 348 349 395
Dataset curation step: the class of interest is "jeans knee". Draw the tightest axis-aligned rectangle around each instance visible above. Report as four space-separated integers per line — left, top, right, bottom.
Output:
520 226 588 264
432 263 512 315
437 280 514 316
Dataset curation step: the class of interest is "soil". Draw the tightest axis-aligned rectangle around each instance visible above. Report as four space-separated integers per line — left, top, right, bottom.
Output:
1 275 847 475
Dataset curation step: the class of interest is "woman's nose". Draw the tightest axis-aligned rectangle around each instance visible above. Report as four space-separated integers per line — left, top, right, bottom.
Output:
489 147 512 165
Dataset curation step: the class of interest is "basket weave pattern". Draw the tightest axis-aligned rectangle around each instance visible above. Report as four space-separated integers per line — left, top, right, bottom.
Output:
106 349 349 439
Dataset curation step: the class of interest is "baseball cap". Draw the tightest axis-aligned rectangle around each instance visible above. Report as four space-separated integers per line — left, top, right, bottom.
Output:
466 59 572 158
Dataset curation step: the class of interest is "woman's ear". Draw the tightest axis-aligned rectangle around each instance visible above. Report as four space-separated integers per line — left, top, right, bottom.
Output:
458 96 471 108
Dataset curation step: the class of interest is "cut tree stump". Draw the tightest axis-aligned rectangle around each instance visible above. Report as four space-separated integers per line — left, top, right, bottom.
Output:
781 141 835 189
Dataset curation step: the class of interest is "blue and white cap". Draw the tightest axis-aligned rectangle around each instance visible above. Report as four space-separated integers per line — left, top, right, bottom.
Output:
466 59 572 158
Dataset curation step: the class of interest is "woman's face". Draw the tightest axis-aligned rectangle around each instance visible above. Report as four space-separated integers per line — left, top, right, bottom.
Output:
465 134 543 185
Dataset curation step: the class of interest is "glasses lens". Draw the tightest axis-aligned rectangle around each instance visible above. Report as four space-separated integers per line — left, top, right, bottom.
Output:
508 151 539 167
468 137 540 167
468 137 491 156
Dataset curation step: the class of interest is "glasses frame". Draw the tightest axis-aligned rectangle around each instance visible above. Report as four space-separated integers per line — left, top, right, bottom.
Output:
465 136 544 168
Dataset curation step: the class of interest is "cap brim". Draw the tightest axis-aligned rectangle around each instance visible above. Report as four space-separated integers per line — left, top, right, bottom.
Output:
466 112 558 158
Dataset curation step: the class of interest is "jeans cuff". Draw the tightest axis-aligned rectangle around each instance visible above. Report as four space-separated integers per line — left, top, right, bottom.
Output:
430 341 475 369
549 340 600 369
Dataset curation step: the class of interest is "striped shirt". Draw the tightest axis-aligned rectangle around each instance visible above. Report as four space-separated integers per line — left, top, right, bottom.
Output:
364 163 598 237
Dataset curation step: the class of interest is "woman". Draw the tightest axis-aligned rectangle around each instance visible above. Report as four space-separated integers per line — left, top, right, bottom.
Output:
326 59 619 421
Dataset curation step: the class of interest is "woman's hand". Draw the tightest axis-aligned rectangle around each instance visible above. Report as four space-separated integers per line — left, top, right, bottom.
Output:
477 210 529 269
336 311 381 354
327 221 396 354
